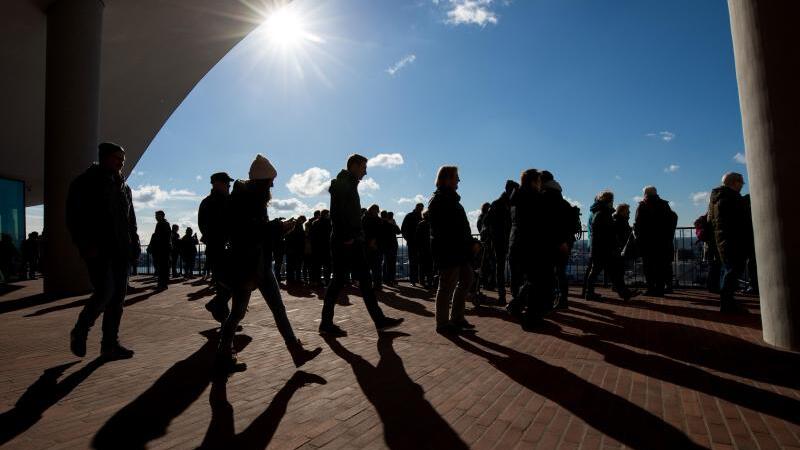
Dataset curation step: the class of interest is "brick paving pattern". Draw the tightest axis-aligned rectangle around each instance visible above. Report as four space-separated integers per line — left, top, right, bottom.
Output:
0 277 798 449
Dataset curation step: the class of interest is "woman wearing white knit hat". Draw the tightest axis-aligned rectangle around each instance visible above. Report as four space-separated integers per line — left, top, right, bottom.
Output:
215 154 321 374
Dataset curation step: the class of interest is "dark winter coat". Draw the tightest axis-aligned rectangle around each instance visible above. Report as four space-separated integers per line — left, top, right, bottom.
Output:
634 195 676 258
362 214 384 252
588 200 616 258
401 210 422 244
198 190 229 246
540 181 577 250
708 186 748 262
329 170 364 243
66 164 139 259
487 193 512 252
509 186 564 257
309 216 332 255
180 234 198 260
612 213 632 254
382 220 400 252
428 187 474 269
415 219 432 258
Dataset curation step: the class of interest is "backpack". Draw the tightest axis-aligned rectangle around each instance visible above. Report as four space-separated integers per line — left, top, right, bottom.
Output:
694 214 711 242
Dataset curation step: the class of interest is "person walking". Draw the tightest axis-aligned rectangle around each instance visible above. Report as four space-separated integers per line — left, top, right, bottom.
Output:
318 154 404 337
487 180 517 305
401 203 424 285
708 172 749 313
633 186 676 297
170 224 181 278
66 142 140 359
584 192 637 301
198 172 234 322
428 166 478 334
180 227 199 277
215 154 320 374
540 171 579 309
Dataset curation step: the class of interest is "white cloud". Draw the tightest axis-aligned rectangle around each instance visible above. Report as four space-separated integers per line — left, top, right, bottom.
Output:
633 196 644 203
664 164 680 173
647 131 675 142
131 185 200 209
691 191 710 206
445 0 498 27
398 194 428 205
467 208 482 233
386 54 416 76
358 177 380 194
367 153 405 169
286 167 331 197
195 175 202 181
564 197 583 208
269 198 327 218
734 152 747 165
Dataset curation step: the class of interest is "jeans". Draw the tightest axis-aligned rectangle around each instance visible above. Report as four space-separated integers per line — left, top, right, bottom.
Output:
322 240 386 326
74 256 129 345
720 258 744 307
435 264 473 327
218 258 297 354
383 249 397 283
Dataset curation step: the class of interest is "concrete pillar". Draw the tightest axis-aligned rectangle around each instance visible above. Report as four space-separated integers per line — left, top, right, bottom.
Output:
43 0 104 295
728 0 800 350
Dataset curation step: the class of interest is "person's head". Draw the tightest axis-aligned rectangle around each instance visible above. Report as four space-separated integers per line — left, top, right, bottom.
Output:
722 172 745 193
156 211 166 221
171 224 179 232
346 154 369 180
380 210 388 219
249 154 277 203
541 170 554 184
98 142 125 174
368 204 380 216
296 215 307 225
643 185 658 197
481 202 491 214
414 203 424 213
210 172 233 194
29 231 38 239
185 227 193 236
313 210 321 219
597 190 614 203
504 179 519 196
520 169 542 192
321 209 330 218
422 209 430 219
388 212 394 220
615 203 630 218
435 166 460 190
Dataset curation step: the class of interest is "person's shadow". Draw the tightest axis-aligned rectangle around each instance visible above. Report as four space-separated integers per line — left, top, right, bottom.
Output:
445 332 704 450
378 290 434 317
325 332 469 450
92 329 252 450
197 371 327 449
0 358 106 445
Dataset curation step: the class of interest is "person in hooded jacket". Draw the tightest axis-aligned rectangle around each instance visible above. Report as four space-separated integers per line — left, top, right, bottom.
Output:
708 172 749 313
66 142 140 360
215 155 320 374
319 154 404 337
540 171 579 309
584 192 638 301
633 186 676 297
487 180 518 305
428 166 478 334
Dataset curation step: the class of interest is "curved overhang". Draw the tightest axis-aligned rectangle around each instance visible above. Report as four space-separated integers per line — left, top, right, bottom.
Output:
0 0 278 205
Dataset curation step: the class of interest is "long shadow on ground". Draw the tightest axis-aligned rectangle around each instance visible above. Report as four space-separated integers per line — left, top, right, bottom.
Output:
325 332 469 450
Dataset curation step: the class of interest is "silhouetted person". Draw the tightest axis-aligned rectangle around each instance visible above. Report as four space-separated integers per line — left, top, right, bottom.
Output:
476 202 496 291
708 172 749 313
415 210 434 289
634 186 676 297
21 231 41 279
429 166 477 334
180 227 199 277
199 172 234 322
401 203 424 285
151 211 172 290
363 205 384 289
487 180 517 305
585 192 637 302
540 170 579 309
310 209 332 287
319 154 403 337
0 233 19 283
65 142 139 360
382 211 400 285
696 212 721 293
273 226 287 282
170 224 181 278
285 215 307 284
215 155 320 374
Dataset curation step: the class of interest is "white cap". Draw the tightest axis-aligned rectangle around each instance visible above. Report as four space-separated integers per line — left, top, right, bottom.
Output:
249 154 277 180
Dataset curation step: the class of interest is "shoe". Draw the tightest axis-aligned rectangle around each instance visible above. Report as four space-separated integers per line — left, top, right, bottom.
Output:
436 323 459 335
205 301 229 324
506 301 522 318
621 289 641 302
288 339 322 367
452 319 475 330
70 328 87 358
584 292 602 301
101 341 135 360
214 353 247 376
319 323 348 337
376 317 404 331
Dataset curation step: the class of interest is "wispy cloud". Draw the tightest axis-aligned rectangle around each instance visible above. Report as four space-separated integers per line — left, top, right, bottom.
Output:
398 194 428 204
691 191 710 206
734 152 747 165
195 175 202 181
131 185 201 208
286 167 331 198
269 198 328 218
647 131 675 142
368 153 405 169
664 164 680 173
444 0 499 27
358 177 380 195
386 54 416 76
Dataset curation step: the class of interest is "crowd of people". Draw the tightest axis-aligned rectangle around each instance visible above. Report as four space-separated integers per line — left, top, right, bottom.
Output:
57 142 758 375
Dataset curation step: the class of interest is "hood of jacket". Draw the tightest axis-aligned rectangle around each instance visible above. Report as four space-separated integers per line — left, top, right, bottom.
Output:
542 180 562 193
590 199 612 214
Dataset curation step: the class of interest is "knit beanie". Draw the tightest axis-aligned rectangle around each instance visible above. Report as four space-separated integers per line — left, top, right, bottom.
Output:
249 154 277 180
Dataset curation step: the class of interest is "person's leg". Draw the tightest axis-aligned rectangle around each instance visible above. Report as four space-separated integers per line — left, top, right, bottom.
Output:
351 243 387 323
719 258 744 311
526 263 554 326
101 258 130 348
408 243 418 284
218 289 250 356
584 255 603 298
435 267 458 328
556 259 569 307
450 263 474 324
73 257 114 338
495 248 507 303
321 242 347 326
258 261 297 345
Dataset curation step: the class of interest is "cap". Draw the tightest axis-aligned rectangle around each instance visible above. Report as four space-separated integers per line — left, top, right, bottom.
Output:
210 172 234 183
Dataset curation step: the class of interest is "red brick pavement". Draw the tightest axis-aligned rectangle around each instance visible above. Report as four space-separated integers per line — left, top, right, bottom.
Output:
0 277 798 449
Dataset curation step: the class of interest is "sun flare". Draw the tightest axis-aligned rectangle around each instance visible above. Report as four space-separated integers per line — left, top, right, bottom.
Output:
263 6 320 52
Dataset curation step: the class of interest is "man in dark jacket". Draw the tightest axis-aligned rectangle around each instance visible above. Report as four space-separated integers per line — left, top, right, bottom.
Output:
319 154 403 337
540 171 580 308
401 203 424 285
198 172 233 322
309 209 332 287
584 192 637 301
708 172 749 312
382 211 401 285
415 210 434 288
633 186 676 297
66 142 139 360
285 215 307 284
428 166 477 334
151 211 172 290
487 180 517 305
170 224 181 278
215 155 320 373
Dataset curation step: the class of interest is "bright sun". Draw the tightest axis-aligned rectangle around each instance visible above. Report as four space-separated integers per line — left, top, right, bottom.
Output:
264 7 316 51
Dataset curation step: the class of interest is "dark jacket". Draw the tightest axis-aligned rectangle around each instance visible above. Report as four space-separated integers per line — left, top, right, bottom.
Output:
708 186 748 262
329 170 364 242
170 231 181 255
362 214 384 252
66 164 138 259
540 181 577 250
309 216 332 256
588 200 615 258
428 187 474 269
487 192 512 251
382 220 400 252
180 234 199 259
151 220 172 256
401 210 422 244
634 195 676 258
415 219 432 258
198 190 229 246
612 213 632 254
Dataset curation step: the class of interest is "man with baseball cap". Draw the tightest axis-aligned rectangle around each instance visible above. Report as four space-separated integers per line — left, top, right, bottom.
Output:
198 171 234 322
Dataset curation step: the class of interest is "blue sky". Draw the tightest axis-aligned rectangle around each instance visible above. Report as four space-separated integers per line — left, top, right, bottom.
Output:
28 0 748 241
